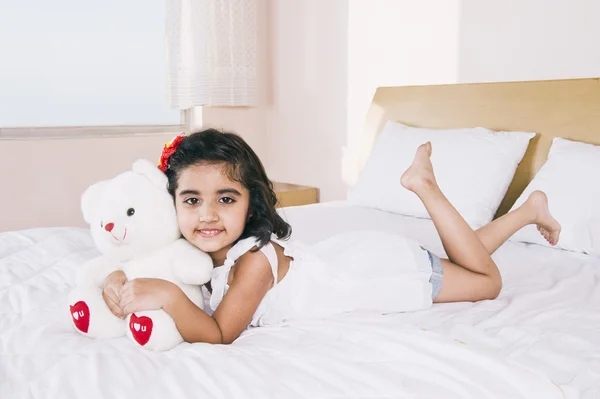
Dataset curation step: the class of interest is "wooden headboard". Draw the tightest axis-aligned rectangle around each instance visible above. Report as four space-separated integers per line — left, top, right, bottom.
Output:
359 78 600 217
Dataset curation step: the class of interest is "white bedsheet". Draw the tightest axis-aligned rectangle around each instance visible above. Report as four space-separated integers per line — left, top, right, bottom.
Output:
1 202 599 398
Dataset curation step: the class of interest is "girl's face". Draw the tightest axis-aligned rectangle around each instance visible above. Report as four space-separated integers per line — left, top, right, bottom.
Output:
175 163 250 266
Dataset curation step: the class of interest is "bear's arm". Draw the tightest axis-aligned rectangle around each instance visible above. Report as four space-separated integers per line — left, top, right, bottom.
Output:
171 239 213 285
76 256 121 288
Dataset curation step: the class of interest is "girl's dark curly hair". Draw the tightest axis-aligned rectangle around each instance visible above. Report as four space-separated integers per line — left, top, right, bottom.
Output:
164 128 291 249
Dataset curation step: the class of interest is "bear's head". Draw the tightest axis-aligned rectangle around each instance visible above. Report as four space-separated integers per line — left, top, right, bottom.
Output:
81 159 180 261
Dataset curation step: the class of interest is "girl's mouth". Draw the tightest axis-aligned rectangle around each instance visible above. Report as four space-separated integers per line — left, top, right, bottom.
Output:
197 229 223 238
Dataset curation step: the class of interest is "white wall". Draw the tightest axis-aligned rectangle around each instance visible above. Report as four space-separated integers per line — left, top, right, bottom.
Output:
257 0 461 199
345 0 461 186
261 0 600 202
458 0 600 83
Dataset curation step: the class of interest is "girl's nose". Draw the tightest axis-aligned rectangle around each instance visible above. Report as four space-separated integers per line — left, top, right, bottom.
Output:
198 205 218 222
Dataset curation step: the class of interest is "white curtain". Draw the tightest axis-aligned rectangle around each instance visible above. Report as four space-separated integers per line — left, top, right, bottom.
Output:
166 0 258 108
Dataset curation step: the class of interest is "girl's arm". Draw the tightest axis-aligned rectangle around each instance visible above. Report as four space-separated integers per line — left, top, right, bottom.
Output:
162 290 222 344
121 249 274 344
209 249 275 343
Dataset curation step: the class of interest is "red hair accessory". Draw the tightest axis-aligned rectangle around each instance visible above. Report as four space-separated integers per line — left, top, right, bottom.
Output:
158 134 185 172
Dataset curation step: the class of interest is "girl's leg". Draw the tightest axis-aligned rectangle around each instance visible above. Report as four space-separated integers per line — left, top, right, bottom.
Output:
400 142 560 303
475 191 560 254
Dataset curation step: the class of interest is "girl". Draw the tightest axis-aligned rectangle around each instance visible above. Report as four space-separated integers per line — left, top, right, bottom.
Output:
102 129 561 345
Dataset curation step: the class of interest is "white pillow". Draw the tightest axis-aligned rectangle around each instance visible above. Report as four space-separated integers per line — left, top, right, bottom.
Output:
347 121 535 229
509 137 600 256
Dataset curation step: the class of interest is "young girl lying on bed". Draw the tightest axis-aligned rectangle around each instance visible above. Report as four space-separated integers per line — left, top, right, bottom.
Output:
102 129 561 344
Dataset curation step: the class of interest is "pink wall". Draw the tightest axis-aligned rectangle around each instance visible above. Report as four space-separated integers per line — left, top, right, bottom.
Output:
0 134 175 231
0 123 268 233
201 106 268 162
264 0 349 201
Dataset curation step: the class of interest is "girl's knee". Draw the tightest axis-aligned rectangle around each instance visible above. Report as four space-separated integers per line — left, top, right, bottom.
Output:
485 274 502 300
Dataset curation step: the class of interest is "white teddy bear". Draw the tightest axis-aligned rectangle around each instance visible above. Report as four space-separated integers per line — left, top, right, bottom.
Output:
68 159 213 351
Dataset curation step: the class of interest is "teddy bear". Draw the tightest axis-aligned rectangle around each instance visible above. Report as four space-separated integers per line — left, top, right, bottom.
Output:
68 159 213 351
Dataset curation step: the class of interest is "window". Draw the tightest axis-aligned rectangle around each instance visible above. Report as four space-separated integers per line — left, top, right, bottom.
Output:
0 0 187 138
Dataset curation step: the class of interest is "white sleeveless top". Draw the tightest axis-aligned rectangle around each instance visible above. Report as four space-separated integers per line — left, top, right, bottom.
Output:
207 230 434 327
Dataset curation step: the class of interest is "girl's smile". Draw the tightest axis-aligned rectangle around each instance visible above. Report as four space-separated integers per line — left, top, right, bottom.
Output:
196 229 223 238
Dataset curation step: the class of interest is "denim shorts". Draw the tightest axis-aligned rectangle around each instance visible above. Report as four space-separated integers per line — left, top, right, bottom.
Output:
422 248 444 300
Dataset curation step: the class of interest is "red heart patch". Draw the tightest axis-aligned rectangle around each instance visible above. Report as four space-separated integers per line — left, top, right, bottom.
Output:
129 313 153 346
70 301 90 333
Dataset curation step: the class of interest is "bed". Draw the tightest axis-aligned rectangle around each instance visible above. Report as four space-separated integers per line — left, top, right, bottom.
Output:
2 78 600 398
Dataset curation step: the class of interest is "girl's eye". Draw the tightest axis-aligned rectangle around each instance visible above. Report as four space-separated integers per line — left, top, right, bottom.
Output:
184 198 199 205
219 197 235 204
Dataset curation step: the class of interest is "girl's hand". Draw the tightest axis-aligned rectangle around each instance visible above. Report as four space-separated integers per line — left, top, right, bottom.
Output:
119 278 180 315
102 270 128 319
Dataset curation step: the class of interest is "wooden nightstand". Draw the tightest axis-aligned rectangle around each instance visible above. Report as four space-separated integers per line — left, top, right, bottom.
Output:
272 182 319 208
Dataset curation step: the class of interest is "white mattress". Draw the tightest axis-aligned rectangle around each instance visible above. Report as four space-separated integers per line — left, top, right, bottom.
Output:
2 201 599 398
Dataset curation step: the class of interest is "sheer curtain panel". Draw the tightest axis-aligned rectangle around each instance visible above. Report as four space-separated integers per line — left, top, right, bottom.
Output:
166 0 258 108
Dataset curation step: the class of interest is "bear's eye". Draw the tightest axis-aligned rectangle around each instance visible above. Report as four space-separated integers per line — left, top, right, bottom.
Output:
126 208 135 217
100 222 104 228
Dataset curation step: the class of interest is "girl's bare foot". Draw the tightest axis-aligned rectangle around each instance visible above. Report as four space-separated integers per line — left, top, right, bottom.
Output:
400 142 437 195
525 190 561 245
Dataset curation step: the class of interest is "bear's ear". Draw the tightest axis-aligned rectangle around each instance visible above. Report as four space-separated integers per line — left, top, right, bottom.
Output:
81 180 109 224
132 159 168 191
